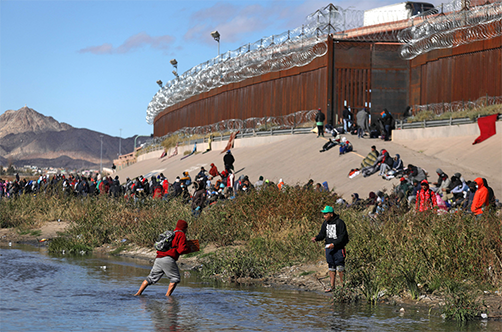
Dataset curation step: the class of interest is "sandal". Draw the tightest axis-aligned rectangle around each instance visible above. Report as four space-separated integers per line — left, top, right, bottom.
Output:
324 288 332 293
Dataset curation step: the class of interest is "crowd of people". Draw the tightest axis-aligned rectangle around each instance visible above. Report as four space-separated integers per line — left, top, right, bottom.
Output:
338 106 394 141
312 107 498 217
343 145 499 218
317 106 394 155
0 150 279 217
1 121 498 220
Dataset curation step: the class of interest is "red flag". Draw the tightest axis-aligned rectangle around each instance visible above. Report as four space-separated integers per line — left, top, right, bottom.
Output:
473 114 498 145
221 131 240 153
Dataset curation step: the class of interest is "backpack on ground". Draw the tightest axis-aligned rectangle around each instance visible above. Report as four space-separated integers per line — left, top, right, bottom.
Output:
154 230 180 251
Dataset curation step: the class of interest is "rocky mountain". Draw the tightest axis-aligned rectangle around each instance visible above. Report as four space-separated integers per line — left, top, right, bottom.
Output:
0 106 72 137
0 107 140 170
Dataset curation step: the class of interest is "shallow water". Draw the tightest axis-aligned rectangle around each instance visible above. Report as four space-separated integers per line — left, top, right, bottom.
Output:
0 245 499 331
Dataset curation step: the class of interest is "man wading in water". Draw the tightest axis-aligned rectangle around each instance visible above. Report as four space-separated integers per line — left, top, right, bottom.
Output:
311 206 349 292
134 219 190 297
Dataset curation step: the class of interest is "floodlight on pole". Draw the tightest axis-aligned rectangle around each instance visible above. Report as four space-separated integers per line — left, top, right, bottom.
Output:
170 59 178 79
211 31 220 56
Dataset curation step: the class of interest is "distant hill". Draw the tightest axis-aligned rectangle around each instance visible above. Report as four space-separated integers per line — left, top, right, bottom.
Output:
0 106 72 137
0 107 142 170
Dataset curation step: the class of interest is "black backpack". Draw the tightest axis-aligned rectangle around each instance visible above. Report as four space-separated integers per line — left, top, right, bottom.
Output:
154 230 180 251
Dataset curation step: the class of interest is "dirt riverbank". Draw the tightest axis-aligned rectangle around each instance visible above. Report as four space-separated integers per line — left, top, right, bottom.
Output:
1 221 501 319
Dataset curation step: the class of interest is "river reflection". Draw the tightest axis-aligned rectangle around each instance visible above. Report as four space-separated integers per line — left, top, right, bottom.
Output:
0 245 499 331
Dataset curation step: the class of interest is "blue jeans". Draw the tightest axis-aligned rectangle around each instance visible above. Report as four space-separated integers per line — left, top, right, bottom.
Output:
343 119 351 132
384 125 391 140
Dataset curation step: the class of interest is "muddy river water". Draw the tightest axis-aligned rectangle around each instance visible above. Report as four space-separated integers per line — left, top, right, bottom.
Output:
1 245 500 331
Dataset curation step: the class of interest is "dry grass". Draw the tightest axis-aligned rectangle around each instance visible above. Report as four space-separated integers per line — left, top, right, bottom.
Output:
409 104 501 122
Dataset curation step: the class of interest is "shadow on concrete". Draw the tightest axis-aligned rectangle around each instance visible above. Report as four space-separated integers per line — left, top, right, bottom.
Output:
234 167 246 175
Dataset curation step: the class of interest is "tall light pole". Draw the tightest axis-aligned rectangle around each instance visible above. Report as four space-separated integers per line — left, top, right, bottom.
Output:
100 135 103 174
119 129 122 156
211 31 220 56
134 135 139 151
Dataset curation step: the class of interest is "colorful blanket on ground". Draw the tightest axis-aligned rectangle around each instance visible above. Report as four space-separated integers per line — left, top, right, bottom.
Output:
361 151 378 168
348 169 360 179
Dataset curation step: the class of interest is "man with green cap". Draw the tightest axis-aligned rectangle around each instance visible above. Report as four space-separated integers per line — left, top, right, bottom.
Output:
311 205 349 292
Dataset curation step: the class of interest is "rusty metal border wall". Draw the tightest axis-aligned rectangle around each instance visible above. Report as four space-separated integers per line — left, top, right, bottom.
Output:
153 42 331 137
331 41 409 122
410 36 502 106
153 39 413 137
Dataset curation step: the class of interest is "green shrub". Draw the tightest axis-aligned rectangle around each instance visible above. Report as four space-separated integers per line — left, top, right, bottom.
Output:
48 237 93 255
441 289 486 321
199 249 270 279
332 286 361 303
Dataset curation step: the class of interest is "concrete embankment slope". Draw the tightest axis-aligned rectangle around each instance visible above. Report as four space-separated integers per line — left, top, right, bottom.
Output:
116 121 502 199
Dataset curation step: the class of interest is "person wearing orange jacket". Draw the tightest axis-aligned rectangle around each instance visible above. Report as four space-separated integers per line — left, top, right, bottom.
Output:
471 177 489 216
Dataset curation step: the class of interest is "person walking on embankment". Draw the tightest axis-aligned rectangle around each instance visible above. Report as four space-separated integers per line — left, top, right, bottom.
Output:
315 108 325 137
223 150 235 172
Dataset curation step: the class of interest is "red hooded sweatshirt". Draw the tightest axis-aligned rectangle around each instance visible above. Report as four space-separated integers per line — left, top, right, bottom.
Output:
156 219 190 260
209 163 219 178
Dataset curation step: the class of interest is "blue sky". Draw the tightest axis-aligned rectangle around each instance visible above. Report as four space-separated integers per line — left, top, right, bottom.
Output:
1 0 443 139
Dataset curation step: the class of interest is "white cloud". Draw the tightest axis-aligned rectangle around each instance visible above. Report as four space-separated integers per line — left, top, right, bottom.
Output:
79 32 175 55
184 2 276 45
